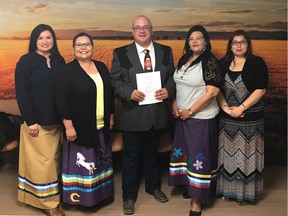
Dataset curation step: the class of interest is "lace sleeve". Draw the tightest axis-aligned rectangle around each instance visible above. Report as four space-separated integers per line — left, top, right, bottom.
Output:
203 55 222 88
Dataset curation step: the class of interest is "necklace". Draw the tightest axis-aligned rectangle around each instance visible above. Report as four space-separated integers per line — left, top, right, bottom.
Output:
180 58 193 79
180 65 191 79
179 51 203 79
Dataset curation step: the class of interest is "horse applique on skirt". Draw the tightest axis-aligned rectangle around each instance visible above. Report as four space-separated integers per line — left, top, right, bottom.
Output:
61 131 114 207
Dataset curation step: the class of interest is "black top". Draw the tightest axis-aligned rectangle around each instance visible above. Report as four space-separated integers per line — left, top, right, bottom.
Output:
220 56 268 92
219 56 268 121
228 70 241 82
15 52 65 126
55 59 114 147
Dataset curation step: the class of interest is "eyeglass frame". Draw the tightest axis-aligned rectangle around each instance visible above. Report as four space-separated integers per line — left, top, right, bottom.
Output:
132 25 152 32
74 42 92 48
231 40 248 46
187 36 204 42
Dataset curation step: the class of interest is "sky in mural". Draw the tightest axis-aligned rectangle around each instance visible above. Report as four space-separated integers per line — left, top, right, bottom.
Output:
0 0 286 38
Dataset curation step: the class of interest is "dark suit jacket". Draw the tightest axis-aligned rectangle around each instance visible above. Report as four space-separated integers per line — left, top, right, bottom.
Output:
55 59 114 147
111 41 175 131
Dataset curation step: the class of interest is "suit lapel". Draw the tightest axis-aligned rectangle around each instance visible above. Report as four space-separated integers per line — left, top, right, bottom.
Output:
127 43 144 72
154 42 163 72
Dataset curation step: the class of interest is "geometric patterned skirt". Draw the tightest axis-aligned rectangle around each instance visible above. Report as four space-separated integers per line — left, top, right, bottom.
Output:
216 117 264 202
169 118 219 202
62 130 114 207
18 123 62 209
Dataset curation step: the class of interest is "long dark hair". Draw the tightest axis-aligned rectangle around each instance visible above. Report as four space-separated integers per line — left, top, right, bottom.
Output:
177 25 212 69
222 30 254 63
72 32 94 47
28 24 61 56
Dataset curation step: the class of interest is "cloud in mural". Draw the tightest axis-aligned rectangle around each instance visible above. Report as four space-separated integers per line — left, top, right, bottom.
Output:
0 0 286 38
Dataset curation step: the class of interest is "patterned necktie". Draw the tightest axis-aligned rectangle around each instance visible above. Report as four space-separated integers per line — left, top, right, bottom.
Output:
143 49 152 72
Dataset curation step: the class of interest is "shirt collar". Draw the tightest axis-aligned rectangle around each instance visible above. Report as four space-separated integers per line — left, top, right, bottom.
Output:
135 42 154 55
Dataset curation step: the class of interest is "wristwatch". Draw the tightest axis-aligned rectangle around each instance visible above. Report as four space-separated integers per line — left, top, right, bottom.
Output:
188 108 194 116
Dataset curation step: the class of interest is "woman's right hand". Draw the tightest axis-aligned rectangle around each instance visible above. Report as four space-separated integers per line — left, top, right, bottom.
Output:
172 100 179 118
66 126 77 142
28 123 40 137
230 106 245 118
223 106 232 116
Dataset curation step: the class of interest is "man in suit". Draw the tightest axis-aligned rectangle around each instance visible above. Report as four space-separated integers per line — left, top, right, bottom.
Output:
110 15 175 215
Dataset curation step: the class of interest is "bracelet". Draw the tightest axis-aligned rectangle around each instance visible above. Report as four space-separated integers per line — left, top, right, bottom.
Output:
241 103 246 108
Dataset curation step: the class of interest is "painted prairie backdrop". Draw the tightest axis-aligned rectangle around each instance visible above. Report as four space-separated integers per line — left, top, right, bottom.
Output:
1 39 286 99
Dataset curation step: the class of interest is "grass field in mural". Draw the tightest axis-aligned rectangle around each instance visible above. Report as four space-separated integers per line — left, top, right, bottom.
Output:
0 39 286 100
0 39 287 164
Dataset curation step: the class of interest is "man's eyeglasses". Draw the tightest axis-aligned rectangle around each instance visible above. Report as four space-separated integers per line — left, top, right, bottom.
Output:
231 40 248 46
74 42 92 48
187 36 204 42
133 25 152 32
